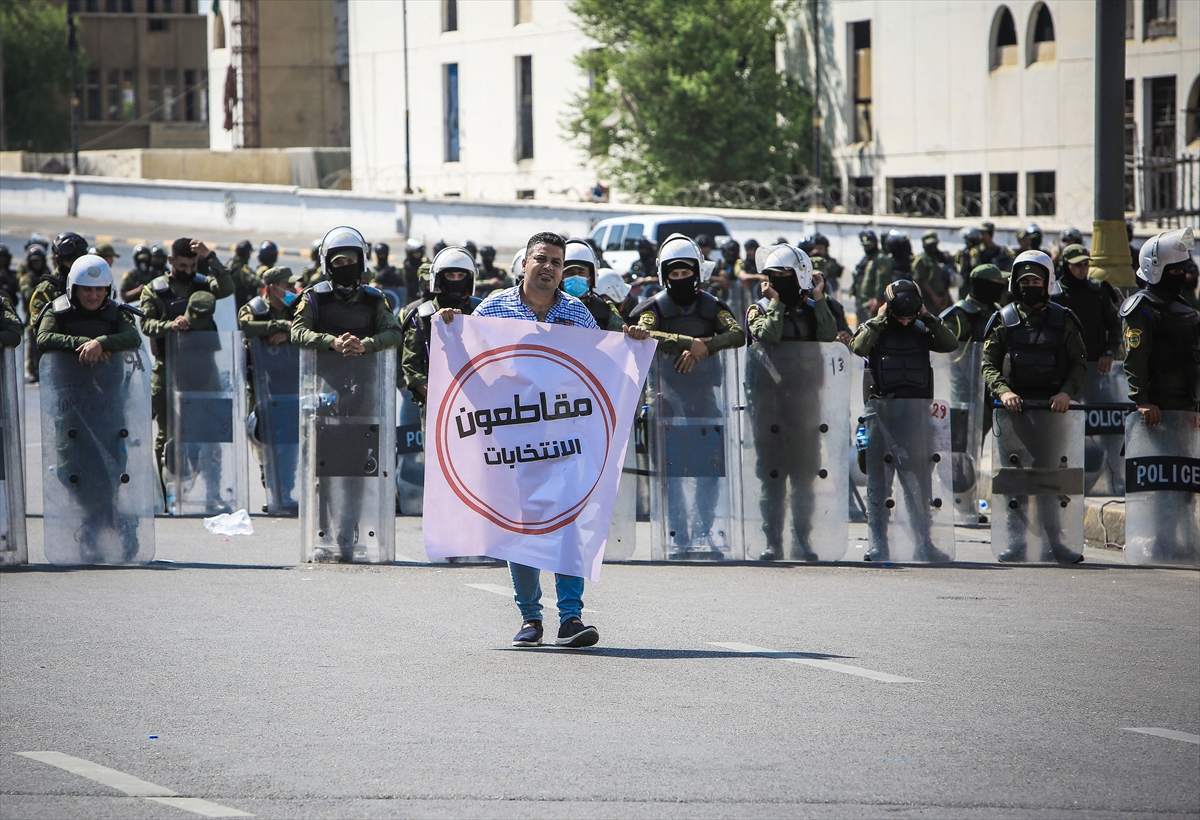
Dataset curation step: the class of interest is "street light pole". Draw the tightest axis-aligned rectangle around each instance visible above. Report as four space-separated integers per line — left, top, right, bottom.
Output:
1091 0 1134 287
811 0 823 211
68 12 80 173
402 0 413 195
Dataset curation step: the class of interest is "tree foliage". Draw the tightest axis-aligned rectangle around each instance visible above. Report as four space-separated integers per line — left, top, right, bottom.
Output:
567 0 814 204
1 0 73 151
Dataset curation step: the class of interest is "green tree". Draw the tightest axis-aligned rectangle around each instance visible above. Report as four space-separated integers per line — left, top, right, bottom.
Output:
567 0 814 204
1 0 72 151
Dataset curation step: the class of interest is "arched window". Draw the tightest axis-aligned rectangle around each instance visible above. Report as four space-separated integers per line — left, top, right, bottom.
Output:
1027 3 1055 64
990 6 1018 71
1187 75 1200 146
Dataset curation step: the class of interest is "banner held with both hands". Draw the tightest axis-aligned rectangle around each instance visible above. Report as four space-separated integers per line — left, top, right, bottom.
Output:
423 314 654 581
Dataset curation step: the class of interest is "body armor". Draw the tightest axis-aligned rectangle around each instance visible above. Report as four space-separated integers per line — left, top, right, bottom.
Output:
996 302 1071 399
150 273 211 355
1121 289 1200 400
582 292 616 328
50 295 122 339
409 295 481 353
752 296 817 342
307 281 384 337
246 295 271 320
1055 280 1109 360
632 290 725 338
940 299 991 343
868 319 934 399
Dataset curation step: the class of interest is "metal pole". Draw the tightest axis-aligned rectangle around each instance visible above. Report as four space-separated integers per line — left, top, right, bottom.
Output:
402 0 413 194
811 0 823 209
68 12 80 172
1091 0 1134 287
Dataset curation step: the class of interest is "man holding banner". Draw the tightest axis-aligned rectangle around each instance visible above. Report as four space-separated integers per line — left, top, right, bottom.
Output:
426 232 653 649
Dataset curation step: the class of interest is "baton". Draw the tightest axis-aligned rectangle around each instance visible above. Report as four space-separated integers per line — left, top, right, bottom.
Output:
118 302 146 318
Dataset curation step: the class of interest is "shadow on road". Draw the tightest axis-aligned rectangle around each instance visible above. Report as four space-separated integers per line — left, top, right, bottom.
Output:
492 647 854 660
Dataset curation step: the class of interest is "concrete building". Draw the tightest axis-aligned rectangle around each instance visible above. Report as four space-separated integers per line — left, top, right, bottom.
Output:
347 0 600 201
60 0 210 151
790 0 1199 229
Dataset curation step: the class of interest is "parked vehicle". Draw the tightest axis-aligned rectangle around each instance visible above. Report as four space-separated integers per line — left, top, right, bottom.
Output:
588 214 730 275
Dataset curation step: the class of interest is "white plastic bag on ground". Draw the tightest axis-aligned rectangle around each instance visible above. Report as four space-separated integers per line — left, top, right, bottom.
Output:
203 509 255 536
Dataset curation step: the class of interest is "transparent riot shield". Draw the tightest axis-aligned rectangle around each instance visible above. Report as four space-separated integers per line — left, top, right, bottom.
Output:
0 346 27 566
165 331 249 516
39 350 155 565
396 388 425 515
738 342 850 562
990 408 1085 563
863 397 955 562
1124 411 1200 566
1079 363 1131 495
300 348 396 563
647 352 740 560
249 338 300 515
604 428 638 561
947 342 988 525
848 355 868 523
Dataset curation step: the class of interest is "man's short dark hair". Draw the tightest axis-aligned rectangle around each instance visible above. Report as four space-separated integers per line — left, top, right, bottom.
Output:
171 237 196 258
525 232 566 257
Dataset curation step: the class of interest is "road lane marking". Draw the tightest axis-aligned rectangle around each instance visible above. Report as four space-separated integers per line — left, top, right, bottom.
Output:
708 642 922 683
466 583 597 612
1122 728 1200 744
16 752 252 817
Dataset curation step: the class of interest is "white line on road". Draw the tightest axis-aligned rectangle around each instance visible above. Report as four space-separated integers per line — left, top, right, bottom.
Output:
16 752 252 817
1122 728 1200 744
466 583 597 612
708 642 922 683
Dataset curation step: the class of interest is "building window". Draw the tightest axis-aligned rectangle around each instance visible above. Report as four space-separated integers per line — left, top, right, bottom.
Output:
1027 3 1055 64
105 0 119 12
517 189 535 200
1027 171 1056 216
85 69 101 120
444 63 460 162
955 174 983 217
148 69 163 121
213 10 226 47
162 0 175 11
106 69 121 120
1144 0 1176 39
183 0 196 12
121 69 136 120
1148 75 1177 156
888 175 946 218
1125 79 1138 211
164 68 178 120
184 69 197 121
989 172 1019 216
147 0 156 10
847 175 873 214
1125 0 1135 39
442 0 457 32
990 7 1018 70
149 18 169 31
68 0 81 12
516 56 534 160
122 0 134 11
1187 75 1200 146
85 0 99 11
851 21 871 143
514 0 531 25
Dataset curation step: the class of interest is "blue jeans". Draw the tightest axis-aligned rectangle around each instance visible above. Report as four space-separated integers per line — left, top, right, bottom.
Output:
508 562 584 624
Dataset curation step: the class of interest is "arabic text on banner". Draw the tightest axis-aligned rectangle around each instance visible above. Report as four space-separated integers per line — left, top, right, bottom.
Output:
423 314 654 580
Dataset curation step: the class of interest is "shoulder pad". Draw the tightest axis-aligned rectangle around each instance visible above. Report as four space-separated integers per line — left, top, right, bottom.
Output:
630 295 662 319
1119 289 1160 318
193 273 208 285
51 294 72 314
150 275 171 293
1087 281 1102 293
463 296 483 314
752 297 771 313
959 300 981 315
696 290 724 319
652 289 680 318
247 296 269 317
1044 302 1066 328
999 302 1022 329
417 300 438 318
100 301 121 320
911 319 931 335
938 304 958 321
362 285 384 298
311 281 333 294
1060 305 1084 333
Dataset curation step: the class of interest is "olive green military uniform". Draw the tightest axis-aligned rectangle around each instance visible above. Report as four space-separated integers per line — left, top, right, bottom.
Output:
0 265 20 309
27 270 68 381
810 254 843 291
1120 291 1200 412
302 264 325 287
859 252 895 312
36 301 140 354
237 280 294 412
140 257 235 465
981 301 1088 400
474 265 513 298
746 296 837 344
289 284 403 353
228 256 261 308
970 242 1013 274
942 295 998 343
636 299 745 355
912 249 952 312
849 312 960 359
120 268 157 304
1 294 22 348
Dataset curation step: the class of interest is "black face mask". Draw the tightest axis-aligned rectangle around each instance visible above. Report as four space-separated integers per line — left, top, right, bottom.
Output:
973 278 1005 305
331 261 364 291
666 272 698 307
1018 285 1048 306
170 262 197 280
437 276 471 307
769 274 803 307
1151 273 1185 298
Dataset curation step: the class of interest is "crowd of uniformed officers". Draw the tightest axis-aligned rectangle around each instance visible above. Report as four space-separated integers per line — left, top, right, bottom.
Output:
1 219 1196 566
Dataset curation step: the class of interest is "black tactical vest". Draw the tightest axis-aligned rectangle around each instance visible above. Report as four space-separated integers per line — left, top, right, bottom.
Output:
246 295 271 320
1054 280 1110 360
307 281 383 336
753 296 817 342
150 273 210 321
940 299 992 343
50 295 122 339
412 295 481 353
582 292 615 329
869 319 934 398
631 289 724 338
998 302 1071 398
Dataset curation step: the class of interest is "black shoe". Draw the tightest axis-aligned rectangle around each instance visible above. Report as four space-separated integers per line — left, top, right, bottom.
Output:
512 620 543 647
997 546 1026 563
555 617 599 648
667 548 687 560
915 544 951 563
759 548 780 561
1050 545 1084 564
865 546 889 562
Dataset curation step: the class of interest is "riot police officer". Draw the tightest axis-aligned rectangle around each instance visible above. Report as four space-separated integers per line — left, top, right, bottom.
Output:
956 227 983 299
120 244 155 304
745 244 836 561
238 265 298 402
1017 224 1044 252
149 244 169 277
855 230 894 322
913 229 953 313
302 239 324 286
139 237 235 469
1053 245 1121 377
401 238 425 300
981 250 1087 563
256 240 279 277
370 242 406 310
2 292 23 347
809 233 843 296
227 239 260 309
971 222 1013 273
0 245 17 307
28 232 91 384
941 264 1006 344
475 245 511 297
633 234 745 558
561 239 625 331
1121 228 1200 422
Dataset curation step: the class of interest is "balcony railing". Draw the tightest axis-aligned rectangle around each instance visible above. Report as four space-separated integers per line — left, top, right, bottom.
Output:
1132 152 1200 227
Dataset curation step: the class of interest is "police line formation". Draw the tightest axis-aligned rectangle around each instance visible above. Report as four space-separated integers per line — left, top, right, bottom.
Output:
0 223 1196 570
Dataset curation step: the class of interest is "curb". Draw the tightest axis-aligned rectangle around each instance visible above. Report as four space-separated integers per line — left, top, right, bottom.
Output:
1084 497 1125 550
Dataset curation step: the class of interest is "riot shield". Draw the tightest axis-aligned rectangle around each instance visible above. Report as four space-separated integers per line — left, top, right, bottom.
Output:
0 346 27 566
947 341 988 525
647 352 740 560
396 388 425 515
604 427 638 561
1124 411 1200 566
299 348 397 563
738 342 850 562
1079 363 1131 495
249 338 300 515
39 350 155 565
863 397 955 562
990 407 1085 563
164 331 249 516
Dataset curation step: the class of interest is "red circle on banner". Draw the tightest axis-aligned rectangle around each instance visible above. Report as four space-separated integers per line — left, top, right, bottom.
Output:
434 344 616 534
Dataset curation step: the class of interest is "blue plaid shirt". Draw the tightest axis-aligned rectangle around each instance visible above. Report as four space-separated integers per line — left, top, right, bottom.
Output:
475 285 600 329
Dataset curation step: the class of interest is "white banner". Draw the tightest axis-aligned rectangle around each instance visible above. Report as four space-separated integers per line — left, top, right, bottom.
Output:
423 315 654 580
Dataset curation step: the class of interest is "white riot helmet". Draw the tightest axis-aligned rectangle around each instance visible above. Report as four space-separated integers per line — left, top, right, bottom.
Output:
511 248 526 275
320 225 369 291
66 254 114 298
595 270 631 304
405 238 423 253
1138 227 1195 285
754 244 815 290
1009 250 1055 297
656 233 703 287
562 238 598 298
430 246 476 306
